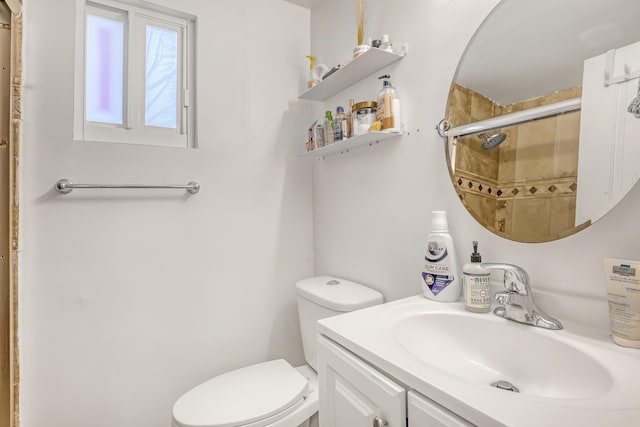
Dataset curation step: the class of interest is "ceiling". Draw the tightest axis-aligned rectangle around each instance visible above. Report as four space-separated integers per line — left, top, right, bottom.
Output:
455 0 640 105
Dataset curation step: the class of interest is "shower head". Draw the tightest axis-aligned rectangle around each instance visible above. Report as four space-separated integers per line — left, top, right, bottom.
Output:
477 132 507 150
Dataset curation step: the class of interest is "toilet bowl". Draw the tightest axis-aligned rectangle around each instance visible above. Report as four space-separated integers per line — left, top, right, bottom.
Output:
171 276 383 427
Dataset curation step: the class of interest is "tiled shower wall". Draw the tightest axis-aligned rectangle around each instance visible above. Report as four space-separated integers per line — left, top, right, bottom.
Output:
448 84 582 242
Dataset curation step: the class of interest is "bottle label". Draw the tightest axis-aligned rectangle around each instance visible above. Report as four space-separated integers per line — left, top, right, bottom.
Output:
464 275 491 308
425 240 448 263
604 258 640 342
340 118 349 140
422 240 453 296
333 119 342 141
376 93 395 129
422 272 454 296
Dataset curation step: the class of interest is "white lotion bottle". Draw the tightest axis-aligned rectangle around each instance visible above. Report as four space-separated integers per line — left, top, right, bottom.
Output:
463 241 491 313
420 211 461 302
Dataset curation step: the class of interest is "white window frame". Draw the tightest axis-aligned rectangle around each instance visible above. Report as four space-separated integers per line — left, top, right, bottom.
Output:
74 0 197 148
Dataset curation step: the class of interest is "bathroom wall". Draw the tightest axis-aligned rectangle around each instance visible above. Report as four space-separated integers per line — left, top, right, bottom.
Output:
19 0 640 425
20 1 313 426
310 0 640 322
450 84 581 242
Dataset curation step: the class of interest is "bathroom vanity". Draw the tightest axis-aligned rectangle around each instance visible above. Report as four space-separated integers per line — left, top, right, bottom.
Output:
317 296 640 427
317 333 474 426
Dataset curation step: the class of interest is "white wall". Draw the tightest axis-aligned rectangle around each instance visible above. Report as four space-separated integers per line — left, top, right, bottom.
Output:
20 1 313 426
311 0 640 329
20 0 640 425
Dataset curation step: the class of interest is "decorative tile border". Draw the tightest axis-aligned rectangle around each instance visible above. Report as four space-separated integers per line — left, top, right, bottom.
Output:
495 176 577 199
454 170 498 198
455 170 577 200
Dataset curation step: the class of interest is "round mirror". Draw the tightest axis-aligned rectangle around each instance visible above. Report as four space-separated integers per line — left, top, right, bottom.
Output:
441 0 640 242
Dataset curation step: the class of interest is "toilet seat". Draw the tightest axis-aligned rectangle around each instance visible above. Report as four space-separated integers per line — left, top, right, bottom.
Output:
172 359 310 427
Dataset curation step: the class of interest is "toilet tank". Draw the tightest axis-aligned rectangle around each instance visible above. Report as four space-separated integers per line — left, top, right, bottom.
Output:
295 276 383 371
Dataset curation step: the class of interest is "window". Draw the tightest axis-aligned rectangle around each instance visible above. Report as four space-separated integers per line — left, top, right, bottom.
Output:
75 0 196 148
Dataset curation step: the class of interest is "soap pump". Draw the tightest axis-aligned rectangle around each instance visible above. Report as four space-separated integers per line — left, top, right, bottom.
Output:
462 241 491 313
376 74 400 132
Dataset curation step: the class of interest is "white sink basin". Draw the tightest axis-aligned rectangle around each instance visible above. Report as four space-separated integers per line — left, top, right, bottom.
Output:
390 312 613 399
318 295 640 426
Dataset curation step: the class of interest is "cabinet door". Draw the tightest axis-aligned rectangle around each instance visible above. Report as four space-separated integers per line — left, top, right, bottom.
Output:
318 336 406 427
408 391 474 427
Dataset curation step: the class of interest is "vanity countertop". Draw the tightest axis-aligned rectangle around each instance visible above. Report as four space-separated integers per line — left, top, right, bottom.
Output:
318 295 640 427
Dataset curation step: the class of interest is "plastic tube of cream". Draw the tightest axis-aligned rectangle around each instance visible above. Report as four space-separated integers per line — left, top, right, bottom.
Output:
603 257 640 348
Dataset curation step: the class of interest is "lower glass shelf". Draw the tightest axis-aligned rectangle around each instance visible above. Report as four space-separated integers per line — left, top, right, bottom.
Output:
300 131 402 158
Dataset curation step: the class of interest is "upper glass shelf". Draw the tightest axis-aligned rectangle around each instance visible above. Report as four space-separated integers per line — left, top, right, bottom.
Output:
299 47 406 101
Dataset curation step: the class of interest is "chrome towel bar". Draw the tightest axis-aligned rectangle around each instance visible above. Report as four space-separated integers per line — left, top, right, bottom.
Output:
55 179 200 195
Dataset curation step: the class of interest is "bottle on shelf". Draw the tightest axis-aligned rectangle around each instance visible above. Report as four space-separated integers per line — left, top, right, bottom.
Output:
312 121 324 149
334 106 349 141
305 55 328 89
323 111 334 146
348 99 355 138
376 74 401 132
379 34 393 52
352 101 377 137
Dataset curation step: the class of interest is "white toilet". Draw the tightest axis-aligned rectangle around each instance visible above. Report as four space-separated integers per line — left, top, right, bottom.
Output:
172 276 383 427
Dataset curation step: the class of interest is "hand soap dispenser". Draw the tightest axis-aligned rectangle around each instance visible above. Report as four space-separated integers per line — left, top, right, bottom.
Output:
463 241 491 313
376 74 401 132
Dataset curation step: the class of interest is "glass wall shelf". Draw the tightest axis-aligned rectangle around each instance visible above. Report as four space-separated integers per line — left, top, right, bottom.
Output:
300 131 402 158
299 48 406 101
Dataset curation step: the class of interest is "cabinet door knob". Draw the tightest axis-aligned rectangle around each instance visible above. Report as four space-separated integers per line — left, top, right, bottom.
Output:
372 416 388 427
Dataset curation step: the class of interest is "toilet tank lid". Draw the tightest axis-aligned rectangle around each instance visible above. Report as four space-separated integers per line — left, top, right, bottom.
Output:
295 276 383 312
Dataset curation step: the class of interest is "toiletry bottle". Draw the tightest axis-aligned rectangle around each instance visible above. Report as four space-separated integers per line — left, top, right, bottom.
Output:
313 122 324 148
306 56 319 89
376 75 401 132
603 257 640 348
334 106 348 141
463 241 491 313
305 56 329 89
323 111 334 146
380 34 393 52
348 99 355 138
420 211 461 302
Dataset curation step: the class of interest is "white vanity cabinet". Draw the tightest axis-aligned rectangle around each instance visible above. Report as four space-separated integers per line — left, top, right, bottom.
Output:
318 336 474 427
408 391 474 427
317 336 405 427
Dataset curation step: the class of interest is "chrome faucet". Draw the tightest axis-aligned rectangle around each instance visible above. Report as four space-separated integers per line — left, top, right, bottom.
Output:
480 263 563 330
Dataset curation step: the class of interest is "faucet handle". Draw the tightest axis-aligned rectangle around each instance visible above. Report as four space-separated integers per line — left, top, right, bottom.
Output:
480 263 531 295
504 269 529 295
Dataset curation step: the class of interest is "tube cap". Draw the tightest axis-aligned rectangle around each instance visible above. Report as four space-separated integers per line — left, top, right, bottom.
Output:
430 211 448 232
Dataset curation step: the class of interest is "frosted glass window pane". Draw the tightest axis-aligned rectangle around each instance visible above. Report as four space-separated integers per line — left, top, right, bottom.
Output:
86 14 124 125
145 25 178 129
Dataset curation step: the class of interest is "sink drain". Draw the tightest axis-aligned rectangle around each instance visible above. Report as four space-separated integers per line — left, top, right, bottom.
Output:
491 380 519 393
